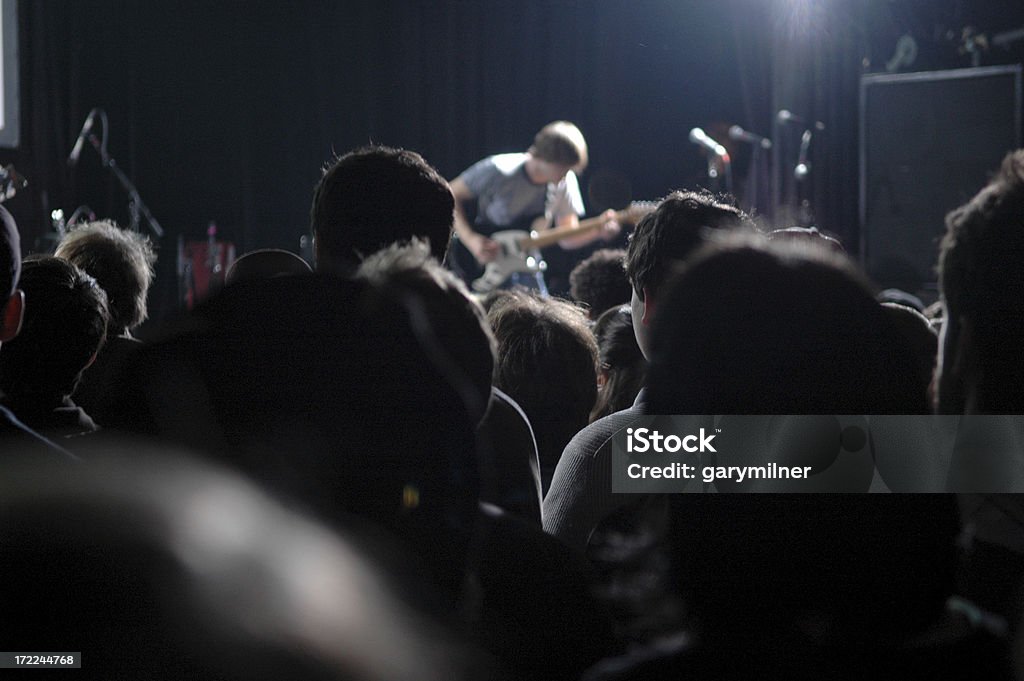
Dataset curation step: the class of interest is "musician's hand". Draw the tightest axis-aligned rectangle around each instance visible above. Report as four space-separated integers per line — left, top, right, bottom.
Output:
600 210 622 241
469 233 501 264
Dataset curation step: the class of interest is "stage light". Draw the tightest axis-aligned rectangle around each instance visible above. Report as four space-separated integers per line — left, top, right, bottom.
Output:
777 0 829 39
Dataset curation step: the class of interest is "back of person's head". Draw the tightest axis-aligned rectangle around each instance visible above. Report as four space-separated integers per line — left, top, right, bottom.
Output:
0 450 490 681
877 287 926 313
225 248 312 285
0 205 23 343
647 237 927 415
938 149 1024 413
632 237 958 651
479 289 515 315
129 272 480 603
54 220 155 335
0 256 109 400
569 248 631 320
626 190 753 359
529 121 588 171
310 145 454 271
881 302 938 408
356 239 495 423
767 225 845 253
625 189 752 302
487 291 597 483
591 304 646 421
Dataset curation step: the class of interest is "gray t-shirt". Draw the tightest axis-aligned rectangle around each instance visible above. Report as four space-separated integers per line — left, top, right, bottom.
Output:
458 153 584 234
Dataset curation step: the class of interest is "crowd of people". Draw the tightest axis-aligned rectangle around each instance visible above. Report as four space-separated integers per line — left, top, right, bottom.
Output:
1 120 1024 679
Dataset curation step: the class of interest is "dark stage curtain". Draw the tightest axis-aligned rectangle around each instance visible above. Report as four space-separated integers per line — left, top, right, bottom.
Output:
13 1 1020 318
768 0 1024 248
14 1 764 317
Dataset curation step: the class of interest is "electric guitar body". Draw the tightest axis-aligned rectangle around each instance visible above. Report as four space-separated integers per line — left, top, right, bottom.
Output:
449 202 654 293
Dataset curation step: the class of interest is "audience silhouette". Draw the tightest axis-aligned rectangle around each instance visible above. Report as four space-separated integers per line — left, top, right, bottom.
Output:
4 142 1023 679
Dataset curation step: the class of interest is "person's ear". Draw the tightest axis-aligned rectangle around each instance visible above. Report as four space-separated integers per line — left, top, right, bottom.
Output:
641 287 656 326
0 289 24 342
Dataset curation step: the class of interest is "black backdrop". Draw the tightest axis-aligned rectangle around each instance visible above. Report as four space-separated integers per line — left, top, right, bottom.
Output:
5 0 1023 319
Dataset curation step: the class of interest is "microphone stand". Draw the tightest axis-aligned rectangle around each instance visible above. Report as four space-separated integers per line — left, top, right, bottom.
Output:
747 143 763 215
773 110 825 227
84 110 164 238
704 153 734 195
793 129 816 227
728 127 772 216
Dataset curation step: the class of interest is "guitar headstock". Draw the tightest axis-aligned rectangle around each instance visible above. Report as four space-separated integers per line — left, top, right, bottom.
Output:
0 165 27 203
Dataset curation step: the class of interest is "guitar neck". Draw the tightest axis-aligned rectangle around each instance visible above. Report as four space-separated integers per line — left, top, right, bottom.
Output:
520 209 631 250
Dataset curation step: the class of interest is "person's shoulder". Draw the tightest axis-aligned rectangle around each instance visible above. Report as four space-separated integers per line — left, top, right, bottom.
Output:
564 404 645 460
459 154 516 190
557 169 583 205
491 153 527 175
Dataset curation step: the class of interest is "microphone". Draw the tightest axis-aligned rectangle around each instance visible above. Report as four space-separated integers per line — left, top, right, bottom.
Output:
729 125 772 149
67 110 98 167
776 109 801 125
777 110 826 131
689 127 729 160
794 129 813 180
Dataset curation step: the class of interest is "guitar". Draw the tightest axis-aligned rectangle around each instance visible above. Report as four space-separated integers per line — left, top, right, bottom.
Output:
451 201 655 293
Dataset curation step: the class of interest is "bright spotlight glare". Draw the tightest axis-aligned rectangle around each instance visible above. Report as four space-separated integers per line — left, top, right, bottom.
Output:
778 0 828 38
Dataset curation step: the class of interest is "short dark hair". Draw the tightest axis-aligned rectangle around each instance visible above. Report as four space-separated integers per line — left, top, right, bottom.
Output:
647 237 927 415
529 121 588 171
356 239 495 424
569 248 631 319
225 249 312 286
0 205 20 301
310 146 454 270
938 149 1024 412
938 150 1024 320
55 220 156 333
625 189 751 300
0 257 109 399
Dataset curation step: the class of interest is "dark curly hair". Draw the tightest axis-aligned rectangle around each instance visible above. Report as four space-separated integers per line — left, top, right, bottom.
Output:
0 256 109 399
569 248 631 320
624 189 751 300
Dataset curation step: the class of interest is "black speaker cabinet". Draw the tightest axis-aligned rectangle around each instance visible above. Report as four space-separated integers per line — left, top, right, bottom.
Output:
860 65 1021 294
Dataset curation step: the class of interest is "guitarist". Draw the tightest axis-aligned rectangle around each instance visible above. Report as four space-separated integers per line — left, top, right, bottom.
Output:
450 121 619 290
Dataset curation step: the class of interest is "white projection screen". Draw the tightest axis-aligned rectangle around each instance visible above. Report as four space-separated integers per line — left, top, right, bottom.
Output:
0 0 19 148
